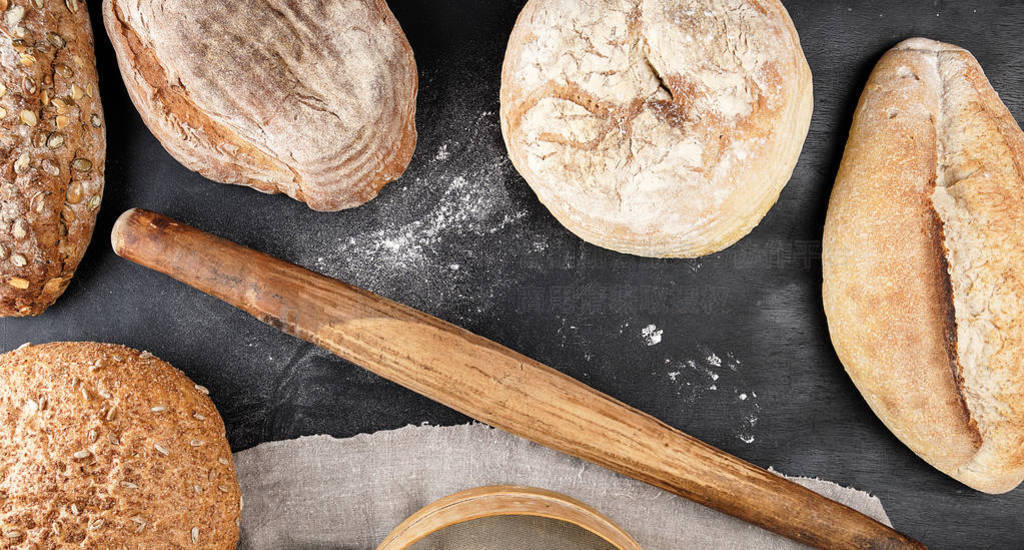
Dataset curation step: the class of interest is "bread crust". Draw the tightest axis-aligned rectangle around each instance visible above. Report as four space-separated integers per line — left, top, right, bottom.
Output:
500 0 812 258
823 38 1024 494
103 0 417 211
0 0 105 316
0 342 240 547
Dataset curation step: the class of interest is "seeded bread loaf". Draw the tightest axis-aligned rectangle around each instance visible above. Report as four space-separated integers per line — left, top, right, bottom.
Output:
0 0 104 316
103 0 417 212
500 0 812 258
0 342 240 547
823 38 1024 494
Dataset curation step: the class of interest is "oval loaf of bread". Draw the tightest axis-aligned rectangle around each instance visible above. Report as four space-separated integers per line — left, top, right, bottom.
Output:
823 38 1024 493
0 342 241 547
0 0 105 316
103 0 417 211
500 0 812 258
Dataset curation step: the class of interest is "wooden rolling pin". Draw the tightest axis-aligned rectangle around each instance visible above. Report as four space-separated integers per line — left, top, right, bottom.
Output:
111 208 924 550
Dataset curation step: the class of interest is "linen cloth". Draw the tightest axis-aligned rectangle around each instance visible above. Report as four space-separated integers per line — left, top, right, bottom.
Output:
234 423 891 549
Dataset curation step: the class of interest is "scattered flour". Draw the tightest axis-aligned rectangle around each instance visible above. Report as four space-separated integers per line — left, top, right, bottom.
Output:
661 350 760 444
641 324 663 346
435 143 451 161
292 110 544 318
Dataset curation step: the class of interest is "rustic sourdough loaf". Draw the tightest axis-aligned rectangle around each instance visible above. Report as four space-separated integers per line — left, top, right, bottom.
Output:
500 0 812 258
0 342 240 547
0 0 105 316
823 38 1024 493
103 0 417 211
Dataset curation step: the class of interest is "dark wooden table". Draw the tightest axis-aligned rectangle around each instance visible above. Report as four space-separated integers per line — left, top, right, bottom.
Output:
5 1 1023 547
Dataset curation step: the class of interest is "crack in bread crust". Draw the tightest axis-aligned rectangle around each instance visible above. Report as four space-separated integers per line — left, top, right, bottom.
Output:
824 38 1024 494
922 43 1024 489
500 0 812 258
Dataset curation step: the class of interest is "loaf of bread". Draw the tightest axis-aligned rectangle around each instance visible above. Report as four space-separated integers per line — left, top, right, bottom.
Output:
0 0 104 316
0 342 241 547
500 0 812 258
823 38 1024 494
103 0 417 211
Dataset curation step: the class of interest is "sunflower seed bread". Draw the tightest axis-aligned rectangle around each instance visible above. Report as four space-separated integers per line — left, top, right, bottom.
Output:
823 38 1024 494
500 0 812 258
0 0 105 316
0 342 241 547
103 0 417 212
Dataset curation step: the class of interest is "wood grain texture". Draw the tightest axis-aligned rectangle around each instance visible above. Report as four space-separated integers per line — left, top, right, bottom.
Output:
112 208 924 550
377 486 640 550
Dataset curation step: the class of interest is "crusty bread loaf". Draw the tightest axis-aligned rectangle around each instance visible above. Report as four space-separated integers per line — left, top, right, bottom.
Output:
0 0 105 316
823 38 1024 494
103 0 417 211
500 0 812 258
0 342 240 547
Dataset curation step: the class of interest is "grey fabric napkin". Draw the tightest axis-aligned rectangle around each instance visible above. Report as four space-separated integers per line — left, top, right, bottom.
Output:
234 424 891 549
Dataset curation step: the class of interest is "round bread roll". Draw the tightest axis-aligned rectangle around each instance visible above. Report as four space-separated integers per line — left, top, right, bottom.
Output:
0 342 240 547
103 0 417 211
500 0 812 258
824 39 1024 494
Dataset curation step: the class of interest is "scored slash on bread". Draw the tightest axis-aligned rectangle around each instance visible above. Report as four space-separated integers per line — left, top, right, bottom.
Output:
500 0 813 258
824 38 1024 494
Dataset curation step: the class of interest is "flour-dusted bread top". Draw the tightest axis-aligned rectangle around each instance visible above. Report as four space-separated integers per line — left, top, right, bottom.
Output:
0 0 105 316
500 0 812 258
823 38 1024 494
0 342 240 547
104 0 417 211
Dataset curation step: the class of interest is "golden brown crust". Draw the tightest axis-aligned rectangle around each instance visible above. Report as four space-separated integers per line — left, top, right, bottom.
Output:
0 342 240 548
824 38 1024 493
500 0 812 258
0 0 105 316
103 0 417 211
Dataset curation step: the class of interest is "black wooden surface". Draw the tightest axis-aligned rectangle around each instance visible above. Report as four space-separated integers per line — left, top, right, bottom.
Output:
4 1 1024 548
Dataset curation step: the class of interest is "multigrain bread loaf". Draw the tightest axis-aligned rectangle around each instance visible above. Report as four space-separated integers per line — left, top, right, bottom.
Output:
0 342 240 547
103 0 417 211
0 0 104 316
500 0 812 258
823 38 1024 494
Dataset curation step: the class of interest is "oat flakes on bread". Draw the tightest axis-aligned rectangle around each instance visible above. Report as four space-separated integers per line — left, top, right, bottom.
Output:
0 0 105 316
0 342 240 547
103 0 417 211
823 38 1024 494
500 0 812 258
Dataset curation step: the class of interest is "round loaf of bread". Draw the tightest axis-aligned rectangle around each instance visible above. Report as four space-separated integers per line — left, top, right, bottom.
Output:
0 342 240 547
500 0 812 258
103 0 417 211
824 38 1024 494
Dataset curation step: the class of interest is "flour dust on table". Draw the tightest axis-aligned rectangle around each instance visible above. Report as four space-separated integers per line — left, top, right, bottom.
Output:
659 350 761 444
285 110 549 320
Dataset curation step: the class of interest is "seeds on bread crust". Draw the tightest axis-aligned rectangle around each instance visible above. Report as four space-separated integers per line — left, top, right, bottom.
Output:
0 0 105 316
0 343 241 548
